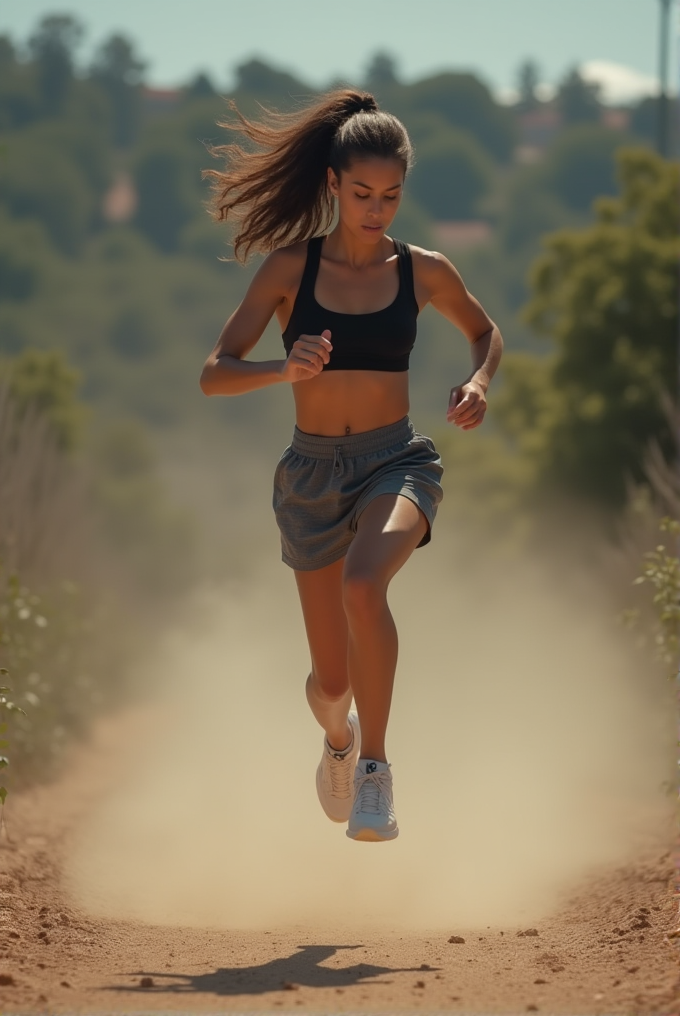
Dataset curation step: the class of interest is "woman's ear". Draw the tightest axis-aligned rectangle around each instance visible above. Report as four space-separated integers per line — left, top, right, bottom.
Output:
327 166 340 198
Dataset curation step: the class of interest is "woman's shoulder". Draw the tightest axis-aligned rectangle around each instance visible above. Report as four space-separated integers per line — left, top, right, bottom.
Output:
401 243 465 304
255 239 311 294
406 243 458 280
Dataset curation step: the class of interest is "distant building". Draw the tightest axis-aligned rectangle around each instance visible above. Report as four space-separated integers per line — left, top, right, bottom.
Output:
432 221 493 251
102 172 137 223
514 103 632 163
517 106 562 150
142 87 181 117
601 108 631 131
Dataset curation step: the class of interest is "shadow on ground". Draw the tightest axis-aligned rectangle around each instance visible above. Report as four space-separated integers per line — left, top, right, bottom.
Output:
105 943 431 996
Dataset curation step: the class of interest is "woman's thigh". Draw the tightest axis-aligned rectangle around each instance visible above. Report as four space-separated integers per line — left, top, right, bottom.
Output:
294 556 349 692
344 493 428 590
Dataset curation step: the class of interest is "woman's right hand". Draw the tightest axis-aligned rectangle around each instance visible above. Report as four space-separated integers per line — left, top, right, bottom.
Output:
280 329 332 383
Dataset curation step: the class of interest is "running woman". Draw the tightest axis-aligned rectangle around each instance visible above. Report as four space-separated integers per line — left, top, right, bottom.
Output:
200 90 503 842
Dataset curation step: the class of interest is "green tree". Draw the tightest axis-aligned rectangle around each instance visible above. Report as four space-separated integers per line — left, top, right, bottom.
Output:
90 33 146 147
233 58 313 108
185 72 217 100
409 127 494 219
27 14 84 116
0 135 94 255
516 59 541 111
133 142 196 252
108 304 162 359
0 36 41 129
406 72 517 162
555 66 601 126
0 210 52 305
0 34 15 64
630 94 680 155
0 349 86 451
540 123 633 213
365 52 400 89
498 167 576 255
497 148 679 509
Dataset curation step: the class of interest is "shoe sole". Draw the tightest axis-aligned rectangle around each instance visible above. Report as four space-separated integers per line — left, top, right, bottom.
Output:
346 826 399 842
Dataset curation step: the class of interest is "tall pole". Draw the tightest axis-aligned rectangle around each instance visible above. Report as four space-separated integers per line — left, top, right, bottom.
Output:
658 0 672 156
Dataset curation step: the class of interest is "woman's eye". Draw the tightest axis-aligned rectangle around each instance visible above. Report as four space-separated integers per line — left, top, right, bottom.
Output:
384 195 398 202
355 193 369 200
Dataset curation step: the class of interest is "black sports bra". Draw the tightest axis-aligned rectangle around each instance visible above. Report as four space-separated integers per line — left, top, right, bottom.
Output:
282 236 419 372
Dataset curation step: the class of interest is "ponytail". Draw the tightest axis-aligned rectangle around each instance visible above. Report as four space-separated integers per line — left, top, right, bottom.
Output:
203 88 413 262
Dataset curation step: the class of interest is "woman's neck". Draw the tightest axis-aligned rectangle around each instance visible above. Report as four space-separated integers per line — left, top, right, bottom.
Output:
323 223 393 270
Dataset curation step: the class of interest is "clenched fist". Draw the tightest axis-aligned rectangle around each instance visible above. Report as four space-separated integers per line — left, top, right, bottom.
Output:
280 329 332 383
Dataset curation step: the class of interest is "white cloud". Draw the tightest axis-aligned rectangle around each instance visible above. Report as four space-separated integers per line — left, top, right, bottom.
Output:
580 60 661 105
496 61 666 108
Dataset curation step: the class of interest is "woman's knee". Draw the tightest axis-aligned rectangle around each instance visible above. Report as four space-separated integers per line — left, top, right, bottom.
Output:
307 669 349 702
342 567 387 624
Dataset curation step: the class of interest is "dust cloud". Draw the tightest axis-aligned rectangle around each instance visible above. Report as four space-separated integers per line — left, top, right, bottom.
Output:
65 526 674 933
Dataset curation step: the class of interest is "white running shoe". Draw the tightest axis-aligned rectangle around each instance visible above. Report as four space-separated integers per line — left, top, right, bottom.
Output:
346 759 399 841
316 712 361 823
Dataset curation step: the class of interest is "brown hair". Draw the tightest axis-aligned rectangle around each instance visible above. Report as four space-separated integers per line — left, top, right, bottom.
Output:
203 89 413 262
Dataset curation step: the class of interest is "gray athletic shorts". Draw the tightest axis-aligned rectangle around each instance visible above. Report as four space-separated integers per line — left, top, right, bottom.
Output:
272 416 444 572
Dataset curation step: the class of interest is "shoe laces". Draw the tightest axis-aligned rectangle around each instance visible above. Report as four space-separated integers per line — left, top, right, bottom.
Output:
353 769 393 816
325 746 354 798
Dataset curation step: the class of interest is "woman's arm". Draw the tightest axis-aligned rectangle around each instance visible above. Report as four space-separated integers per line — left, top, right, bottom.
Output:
414 248 504 430
199 248 333 396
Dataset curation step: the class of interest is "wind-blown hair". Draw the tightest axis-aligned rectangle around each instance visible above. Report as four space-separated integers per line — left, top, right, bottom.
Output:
203 89 413 262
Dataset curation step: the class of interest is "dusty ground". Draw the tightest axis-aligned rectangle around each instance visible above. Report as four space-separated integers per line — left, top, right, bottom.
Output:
0 707 679 1016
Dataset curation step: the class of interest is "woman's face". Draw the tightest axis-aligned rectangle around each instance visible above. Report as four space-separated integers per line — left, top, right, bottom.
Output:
327 157 404 243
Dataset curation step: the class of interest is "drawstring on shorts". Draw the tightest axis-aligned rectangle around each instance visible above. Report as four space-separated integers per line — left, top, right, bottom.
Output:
333 446 344 475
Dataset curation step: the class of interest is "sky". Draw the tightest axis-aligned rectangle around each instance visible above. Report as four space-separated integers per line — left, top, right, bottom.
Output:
1 0 677 104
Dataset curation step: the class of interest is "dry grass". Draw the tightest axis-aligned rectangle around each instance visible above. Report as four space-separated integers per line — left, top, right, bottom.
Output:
0 383 94 588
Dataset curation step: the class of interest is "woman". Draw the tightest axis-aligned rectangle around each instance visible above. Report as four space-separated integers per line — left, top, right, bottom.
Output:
200 89 503 842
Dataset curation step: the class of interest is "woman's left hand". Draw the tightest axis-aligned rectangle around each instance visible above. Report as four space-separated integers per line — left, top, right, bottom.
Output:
447 381 487 430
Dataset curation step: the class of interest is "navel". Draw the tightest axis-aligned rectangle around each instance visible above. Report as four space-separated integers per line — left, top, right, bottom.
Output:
345 425 351 435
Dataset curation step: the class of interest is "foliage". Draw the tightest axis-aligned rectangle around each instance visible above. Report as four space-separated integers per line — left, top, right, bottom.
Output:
498 167 579 256
0 130 98 254
91 419 198 595
133 140 197 251
365 52 400 90
27 14 84 117
185 72 217 100
0 363 199 789
0 672 27 810
90 33 146 147
232 58 314 111
627 518 680 677
0 209 52 305
516 60 541 112
496 147 679 509
0 36 41 129
555 66 602 126
540 124 635 213
401 72 518 163
0 348 86 452
409 127 494 220
0 565 121 788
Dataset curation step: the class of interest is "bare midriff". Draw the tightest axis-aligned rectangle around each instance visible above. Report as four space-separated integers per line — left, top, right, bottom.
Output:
292 370 410 436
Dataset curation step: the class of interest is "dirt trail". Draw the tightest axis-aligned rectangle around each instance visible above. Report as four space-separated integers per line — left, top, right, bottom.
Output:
1 550 680 1015
0 706 678 1016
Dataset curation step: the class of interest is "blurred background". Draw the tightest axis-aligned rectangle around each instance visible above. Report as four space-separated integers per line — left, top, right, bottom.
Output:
0 0 678 854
